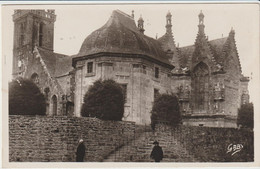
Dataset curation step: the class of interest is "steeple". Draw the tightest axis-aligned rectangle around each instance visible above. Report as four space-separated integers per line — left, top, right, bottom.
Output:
198 10 205 34
166 11 172 35
157 10 180 69
138 15 145 34
192 10 212 68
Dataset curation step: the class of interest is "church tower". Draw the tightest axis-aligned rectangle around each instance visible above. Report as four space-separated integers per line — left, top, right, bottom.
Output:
12 10 56 78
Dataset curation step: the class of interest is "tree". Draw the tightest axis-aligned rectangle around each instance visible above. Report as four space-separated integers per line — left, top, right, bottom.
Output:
9 77 46 115
151 93 181 130
81 79 125 121
237 103 254 129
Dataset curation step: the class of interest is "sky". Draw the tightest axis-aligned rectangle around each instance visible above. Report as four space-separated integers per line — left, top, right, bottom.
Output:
1 3 259 105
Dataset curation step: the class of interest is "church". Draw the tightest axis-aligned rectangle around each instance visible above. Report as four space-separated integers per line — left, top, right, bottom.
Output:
12 9 250 127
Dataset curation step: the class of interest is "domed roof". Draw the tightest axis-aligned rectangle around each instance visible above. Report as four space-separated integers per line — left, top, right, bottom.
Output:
77 10 171 66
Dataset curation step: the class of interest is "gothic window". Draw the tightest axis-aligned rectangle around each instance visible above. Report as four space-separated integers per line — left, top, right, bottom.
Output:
51 95 57 116
155 67 159 78
87 62 93 73
31 73 39 84
39 23 44 47
192 62 209 111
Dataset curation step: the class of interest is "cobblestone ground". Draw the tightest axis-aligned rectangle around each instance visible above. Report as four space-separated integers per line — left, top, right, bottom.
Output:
103 131 199 162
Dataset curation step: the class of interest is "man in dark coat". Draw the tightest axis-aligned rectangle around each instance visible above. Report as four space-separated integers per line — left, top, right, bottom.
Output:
150 141 163 162
76 139 86 162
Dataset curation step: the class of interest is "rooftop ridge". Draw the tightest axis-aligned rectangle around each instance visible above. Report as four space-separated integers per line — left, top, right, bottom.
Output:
179 36 228 49
115 9 134 20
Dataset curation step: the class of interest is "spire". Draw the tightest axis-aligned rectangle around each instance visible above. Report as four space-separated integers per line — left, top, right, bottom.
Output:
198 10 205 34
192 10 212 66
131 10 134 18
166 11 172 35
138 15 145 34
230 27 235 35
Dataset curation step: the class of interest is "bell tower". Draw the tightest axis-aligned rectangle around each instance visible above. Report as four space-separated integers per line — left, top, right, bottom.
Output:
12 9 56 78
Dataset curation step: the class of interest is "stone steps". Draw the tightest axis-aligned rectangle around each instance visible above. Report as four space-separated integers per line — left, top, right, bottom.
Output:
102 130 200 162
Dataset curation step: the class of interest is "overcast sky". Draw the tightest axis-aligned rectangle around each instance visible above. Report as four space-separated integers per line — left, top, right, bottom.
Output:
2 3 259 104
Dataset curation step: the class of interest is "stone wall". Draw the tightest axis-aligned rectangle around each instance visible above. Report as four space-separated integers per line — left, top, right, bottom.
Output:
182 117 237 128
73 56 172 124
9 115 135 162
155 124 254 162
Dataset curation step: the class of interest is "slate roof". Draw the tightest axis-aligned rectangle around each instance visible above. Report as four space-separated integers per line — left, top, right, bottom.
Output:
77 10 171 66
157 33 172 46
178 37 228 68
37 47 73 77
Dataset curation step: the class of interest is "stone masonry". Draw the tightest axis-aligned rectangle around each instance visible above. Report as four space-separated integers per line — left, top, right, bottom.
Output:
9 115 135 162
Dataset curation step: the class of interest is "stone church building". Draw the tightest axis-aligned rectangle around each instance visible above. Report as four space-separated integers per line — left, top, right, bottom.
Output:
12 9 250 127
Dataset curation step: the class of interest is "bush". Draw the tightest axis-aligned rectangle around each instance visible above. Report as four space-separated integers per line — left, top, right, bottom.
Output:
150 93 181 130
9 77 46 115
81 79 125 121
237 103 254 129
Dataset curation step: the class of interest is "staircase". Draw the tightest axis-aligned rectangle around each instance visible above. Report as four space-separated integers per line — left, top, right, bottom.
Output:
102 128 199 162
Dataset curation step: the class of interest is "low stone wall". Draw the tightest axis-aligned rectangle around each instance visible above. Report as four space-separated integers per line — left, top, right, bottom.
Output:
9 115 135 162
155 124 254 162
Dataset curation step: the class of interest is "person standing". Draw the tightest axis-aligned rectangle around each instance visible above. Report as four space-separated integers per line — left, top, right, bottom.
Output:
76 139 86 162
150 141 163 162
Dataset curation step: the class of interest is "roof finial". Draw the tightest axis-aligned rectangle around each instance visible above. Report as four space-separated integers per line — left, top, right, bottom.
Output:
198 10 205 34
131 10 134 18
166 11 172 35
230 27 235 35
138 15 145 34
198 10 204 25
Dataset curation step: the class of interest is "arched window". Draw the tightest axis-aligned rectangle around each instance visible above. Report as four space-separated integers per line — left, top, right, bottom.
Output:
31 73 39 84
52 95 57 116
39 23 44 47
19 23 25 46
192 62 210 111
